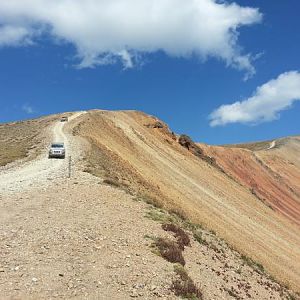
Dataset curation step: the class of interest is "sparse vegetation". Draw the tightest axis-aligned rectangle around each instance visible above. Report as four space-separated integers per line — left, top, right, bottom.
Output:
154 237 186 266
168 208 188 221
145 208 176 223
153 230 203 298
0 117 54 166
144 205 298 299
171 265 203 300
75 111 300 295
241 254 264 274
103 178 121 188
162 223 191 249
145 205 202 233
193 231 209 246
143 234 154 240
136 194 163 208
224 140 273 151
146 205 269 279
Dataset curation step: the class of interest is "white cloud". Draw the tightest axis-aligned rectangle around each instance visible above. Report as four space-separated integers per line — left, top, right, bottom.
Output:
22 104 34 114
209 71 300 126
0 25 31 46
0 0 262 75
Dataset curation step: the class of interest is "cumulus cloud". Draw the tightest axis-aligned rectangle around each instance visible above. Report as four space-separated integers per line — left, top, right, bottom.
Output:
0 25 31 46
0 0 262 75
209 71 300 126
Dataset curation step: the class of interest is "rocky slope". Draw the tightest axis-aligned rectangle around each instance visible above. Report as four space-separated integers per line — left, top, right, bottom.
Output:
73 110 300 292
0 110 299 299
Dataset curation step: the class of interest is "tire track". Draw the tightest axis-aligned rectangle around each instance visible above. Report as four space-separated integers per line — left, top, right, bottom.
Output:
0 112 85 194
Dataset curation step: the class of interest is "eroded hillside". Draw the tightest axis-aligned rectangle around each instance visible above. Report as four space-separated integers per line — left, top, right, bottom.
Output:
201 137 300 226
1 110 299 299
73 110 300 292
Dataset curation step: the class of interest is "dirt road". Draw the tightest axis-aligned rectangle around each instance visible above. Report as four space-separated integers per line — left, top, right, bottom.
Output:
0 112 84 194
0 112 178 299
0 111 297 299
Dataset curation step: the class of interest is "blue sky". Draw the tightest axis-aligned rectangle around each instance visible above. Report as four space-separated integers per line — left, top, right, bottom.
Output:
0 0 299 144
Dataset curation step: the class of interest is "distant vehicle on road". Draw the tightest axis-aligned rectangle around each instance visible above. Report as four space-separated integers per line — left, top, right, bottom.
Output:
48 143 65 159
60 116 68 122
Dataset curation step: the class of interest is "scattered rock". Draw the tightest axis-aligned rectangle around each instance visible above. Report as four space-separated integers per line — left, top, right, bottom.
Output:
130 289 139 297
144 121 164 129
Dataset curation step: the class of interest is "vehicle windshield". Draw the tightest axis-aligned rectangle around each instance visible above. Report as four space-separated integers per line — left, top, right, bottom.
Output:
51 144 64 148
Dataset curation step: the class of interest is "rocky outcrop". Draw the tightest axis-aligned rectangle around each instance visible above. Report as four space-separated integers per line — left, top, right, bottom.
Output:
178 134 217 167
145 121 164 129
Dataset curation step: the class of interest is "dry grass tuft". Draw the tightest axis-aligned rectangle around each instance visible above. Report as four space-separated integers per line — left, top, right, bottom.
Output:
155 237 185 266
193 231 209 246
137 194 163 208
172 265 203 299
162 223 190 250
168 208 189 221
241 254 265 274
103 178 121 188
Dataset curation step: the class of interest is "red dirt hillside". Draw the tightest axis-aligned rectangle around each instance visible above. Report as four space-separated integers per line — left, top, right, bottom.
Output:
200 137 300 227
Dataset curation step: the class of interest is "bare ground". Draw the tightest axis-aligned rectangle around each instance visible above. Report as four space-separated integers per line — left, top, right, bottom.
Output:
74 110 300 292
0 115 57 168
0 110 299 299
201 140 300 226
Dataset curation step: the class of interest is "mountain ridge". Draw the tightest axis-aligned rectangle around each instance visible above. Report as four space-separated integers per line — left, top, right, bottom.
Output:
72 109 300 291
1 109 300 298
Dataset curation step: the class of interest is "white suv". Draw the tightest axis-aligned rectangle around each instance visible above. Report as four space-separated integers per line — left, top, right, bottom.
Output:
48 142 66 159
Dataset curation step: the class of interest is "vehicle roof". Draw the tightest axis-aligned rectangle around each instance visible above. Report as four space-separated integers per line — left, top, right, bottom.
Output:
51 142 64 145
